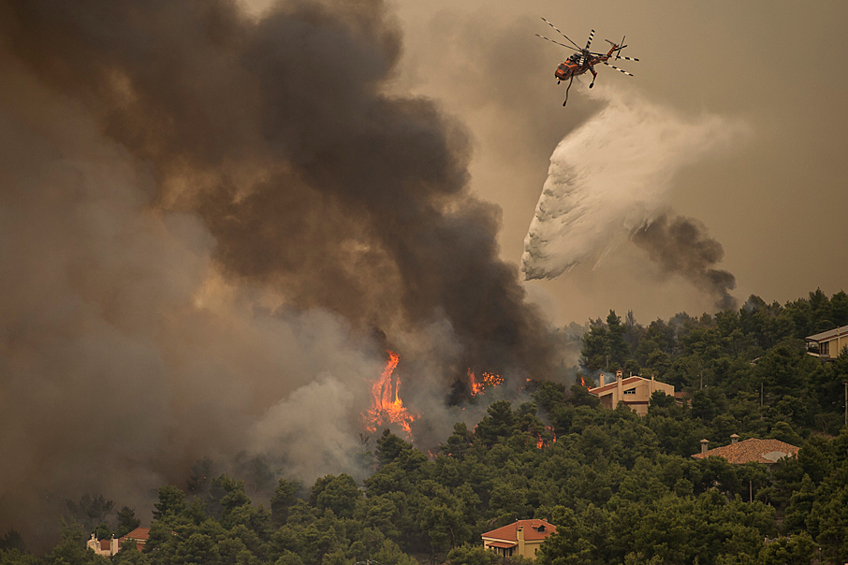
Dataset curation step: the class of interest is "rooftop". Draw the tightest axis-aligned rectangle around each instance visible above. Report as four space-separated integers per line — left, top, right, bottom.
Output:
588 376 644 396
805 324 848 342
482 519 557 543
120 528 150 542
692 438 799 464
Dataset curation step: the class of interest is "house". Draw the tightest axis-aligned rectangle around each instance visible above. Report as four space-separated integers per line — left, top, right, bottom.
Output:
482 519 556 560
120 527 150 551
86 535 118 557
805 324 848 360
86 527 149 557
587 370 675 416
691 435 799 464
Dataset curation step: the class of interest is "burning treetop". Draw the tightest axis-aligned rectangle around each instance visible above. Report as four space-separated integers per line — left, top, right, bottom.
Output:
363 352 415 438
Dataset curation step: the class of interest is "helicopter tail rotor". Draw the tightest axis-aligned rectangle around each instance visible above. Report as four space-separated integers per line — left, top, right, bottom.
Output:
604 37 639 62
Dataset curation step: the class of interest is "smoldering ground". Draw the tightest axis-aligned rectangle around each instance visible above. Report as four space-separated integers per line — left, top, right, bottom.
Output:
0 0 561 546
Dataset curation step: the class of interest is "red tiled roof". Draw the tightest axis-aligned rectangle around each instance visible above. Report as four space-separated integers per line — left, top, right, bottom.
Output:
692 438 799 464
120 527 150 541
482 519 557 542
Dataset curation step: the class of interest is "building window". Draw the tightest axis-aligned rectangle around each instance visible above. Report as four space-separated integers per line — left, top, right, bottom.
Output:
624 387 636 395
821 341 830 357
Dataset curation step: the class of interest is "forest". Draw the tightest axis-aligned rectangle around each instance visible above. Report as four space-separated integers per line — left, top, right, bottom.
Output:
1 289 846 565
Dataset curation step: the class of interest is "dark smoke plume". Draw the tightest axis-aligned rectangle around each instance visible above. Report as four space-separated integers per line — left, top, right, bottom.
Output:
0 0 557 546
631 214 737 310
0 0 554 375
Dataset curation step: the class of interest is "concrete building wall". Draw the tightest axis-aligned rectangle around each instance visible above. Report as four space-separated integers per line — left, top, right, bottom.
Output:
481 521 555 560
589 374 674 416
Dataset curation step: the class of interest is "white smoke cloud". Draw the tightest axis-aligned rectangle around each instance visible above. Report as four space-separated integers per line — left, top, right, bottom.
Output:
249 375 366 482
521 85 746 280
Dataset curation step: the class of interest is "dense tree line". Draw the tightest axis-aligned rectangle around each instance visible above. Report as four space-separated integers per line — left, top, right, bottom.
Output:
2 290 847 565
582 289 848 436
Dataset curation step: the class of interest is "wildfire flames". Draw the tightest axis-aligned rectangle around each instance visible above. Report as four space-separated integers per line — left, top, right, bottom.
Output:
536 425 557 449
363 353 553 450
468 369 504 396
363 351 416 438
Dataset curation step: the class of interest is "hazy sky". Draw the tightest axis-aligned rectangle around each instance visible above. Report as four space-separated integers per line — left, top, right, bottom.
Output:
387 0 848 323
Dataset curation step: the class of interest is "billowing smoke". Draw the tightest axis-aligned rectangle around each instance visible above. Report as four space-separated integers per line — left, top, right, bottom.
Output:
0 0 558 545
521 85 745 304
631 215 737 310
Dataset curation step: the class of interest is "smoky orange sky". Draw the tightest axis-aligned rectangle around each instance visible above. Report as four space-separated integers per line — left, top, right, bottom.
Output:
383 0 848 323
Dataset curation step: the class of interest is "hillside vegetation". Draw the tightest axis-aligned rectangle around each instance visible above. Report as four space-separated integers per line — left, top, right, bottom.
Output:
2 290 847 565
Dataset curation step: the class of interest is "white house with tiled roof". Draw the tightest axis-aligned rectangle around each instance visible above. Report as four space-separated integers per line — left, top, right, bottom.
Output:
805 324 848 360
588 370 675 416
482 519 556 559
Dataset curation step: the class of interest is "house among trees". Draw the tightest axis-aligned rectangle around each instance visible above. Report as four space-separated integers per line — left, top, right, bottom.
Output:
587 370 675 416
805 324 848 360
481 519 556 559
692 435 799 464
86 527 149 557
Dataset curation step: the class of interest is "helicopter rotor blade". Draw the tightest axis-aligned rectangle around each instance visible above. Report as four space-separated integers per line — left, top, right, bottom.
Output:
585 29 595 51
535 33 574 50
540 17 582 50
616 35 625 60
603 62 634 76
588 50 635 59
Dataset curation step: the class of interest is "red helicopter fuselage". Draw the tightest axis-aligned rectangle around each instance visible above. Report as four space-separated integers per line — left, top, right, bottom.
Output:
554 44 618 81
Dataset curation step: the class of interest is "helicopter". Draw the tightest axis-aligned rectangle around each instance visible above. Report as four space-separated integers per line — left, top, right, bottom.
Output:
536 18 639 106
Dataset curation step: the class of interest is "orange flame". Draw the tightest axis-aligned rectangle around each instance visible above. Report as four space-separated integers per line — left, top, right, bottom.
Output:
535 425 557 449
468 369 504 396
363 352 415 438
581 375 587 388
